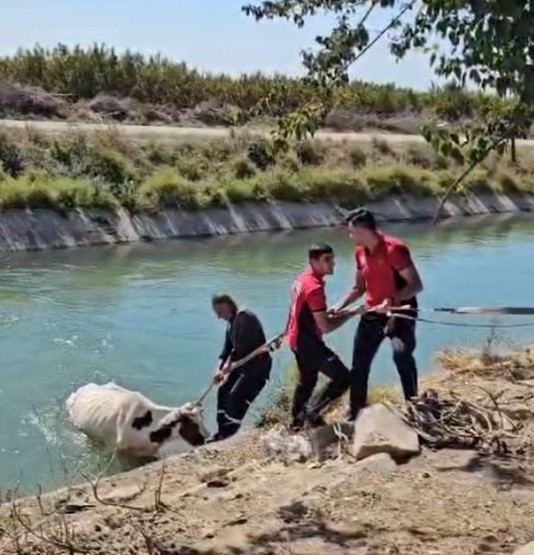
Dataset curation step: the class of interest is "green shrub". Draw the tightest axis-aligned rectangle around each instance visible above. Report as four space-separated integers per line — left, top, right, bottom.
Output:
137 168 200 210
294 140 324 166
363 165 439 197
348 147 367 169
232 157 257 179
85 146 138 185
372 138 394 157
0 175 116 211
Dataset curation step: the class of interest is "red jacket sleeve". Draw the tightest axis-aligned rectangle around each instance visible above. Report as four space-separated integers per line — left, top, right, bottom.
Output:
306 285 327 312
388 243 413 272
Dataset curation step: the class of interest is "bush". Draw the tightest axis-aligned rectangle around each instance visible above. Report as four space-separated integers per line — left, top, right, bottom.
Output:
405 145 435 169
175 156 206 181
232 157 257 179
0 134 25 176
247 140 276 170
348 147 367 169
363 165 439 197
0 174 116 211
137 168 200 210
294 140 324 166
0 81 64 118
84 146 138 185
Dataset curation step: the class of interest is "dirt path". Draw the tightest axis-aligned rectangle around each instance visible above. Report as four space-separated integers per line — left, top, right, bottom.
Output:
3 118 534 148
3 347 534 554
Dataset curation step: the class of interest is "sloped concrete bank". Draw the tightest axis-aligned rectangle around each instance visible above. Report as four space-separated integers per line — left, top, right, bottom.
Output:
0 191 533 252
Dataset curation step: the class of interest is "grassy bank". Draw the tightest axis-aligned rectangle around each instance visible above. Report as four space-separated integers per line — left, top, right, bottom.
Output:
1 124 534 213
0 44 510 133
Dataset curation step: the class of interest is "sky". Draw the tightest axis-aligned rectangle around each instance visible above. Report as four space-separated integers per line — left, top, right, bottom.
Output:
0 0 438 90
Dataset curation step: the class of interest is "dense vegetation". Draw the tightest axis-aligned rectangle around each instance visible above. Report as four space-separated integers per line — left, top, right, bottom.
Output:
0 125 531 213
0 44 509 131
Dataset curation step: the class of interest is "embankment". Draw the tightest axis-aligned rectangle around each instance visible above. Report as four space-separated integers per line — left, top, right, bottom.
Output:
0 191 533 252
3 346 534 554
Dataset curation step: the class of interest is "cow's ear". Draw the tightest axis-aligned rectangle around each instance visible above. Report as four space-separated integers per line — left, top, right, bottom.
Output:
149 424 173 444
132 410 153 430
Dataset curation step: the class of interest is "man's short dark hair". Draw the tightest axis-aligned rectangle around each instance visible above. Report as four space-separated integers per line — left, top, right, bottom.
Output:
308 243 334 261
344 207 377 230
211 294 237 311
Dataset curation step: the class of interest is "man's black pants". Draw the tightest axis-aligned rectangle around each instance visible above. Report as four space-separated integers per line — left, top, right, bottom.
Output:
349 313 418 420
292 341 350 424
216 358 271 440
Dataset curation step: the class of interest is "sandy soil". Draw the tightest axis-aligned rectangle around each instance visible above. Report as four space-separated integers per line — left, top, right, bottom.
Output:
3 347 534 554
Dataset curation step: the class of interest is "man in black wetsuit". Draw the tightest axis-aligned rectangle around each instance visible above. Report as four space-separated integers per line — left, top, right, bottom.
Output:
209 294 272 442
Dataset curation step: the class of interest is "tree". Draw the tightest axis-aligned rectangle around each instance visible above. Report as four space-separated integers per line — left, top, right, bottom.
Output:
242 0 534 220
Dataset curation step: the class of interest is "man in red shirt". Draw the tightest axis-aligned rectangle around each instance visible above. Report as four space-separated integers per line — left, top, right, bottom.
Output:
286 243 358 431
332 208 424 421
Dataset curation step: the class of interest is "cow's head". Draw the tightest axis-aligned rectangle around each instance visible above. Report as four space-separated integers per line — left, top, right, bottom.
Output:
149 403 208 447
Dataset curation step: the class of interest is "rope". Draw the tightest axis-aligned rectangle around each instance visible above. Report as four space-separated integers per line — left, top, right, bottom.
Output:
193 332 285 406
386 311 534 329
392 305 534 316
193 303 534 407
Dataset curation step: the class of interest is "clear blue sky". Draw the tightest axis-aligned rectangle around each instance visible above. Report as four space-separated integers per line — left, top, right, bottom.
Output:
0 0 436 90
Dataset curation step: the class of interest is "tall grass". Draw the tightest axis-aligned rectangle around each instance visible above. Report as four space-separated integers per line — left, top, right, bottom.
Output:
0 44 506 121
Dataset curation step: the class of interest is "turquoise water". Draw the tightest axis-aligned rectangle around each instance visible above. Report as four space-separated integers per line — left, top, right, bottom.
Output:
1 213 534 494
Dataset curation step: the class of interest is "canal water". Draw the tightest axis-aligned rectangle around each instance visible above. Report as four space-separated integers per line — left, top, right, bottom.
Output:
1 213 534 494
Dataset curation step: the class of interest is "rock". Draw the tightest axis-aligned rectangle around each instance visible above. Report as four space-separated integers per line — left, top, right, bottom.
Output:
262 426 313 463
352 403 420 462
309 422 354 459
355 453 397 476
201 529 215 540
225 515 248 527
206 477 229 488
514 540 534 554
279 500 309 523
197 465 231 485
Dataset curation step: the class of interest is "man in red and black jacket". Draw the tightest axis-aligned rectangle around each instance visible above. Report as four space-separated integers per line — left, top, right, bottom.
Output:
286 243 356 431
332 208 424 421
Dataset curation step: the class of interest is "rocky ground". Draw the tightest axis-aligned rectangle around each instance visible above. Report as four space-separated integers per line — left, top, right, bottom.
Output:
3 346 534 555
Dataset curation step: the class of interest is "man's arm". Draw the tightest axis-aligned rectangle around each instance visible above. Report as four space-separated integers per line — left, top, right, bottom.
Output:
389 245 423 305
312 309 357 334
332 269 366 312
307 285 358 334
218 326 233 369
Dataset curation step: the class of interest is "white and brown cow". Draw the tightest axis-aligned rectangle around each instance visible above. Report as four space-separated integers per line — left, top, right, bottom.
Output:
66 382 209 458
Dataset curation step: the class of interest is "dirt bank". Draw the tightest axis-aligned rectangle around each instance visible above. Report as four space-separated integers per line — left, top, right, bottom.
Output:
2 119 534 148
0 191 533 252
3 346 534 554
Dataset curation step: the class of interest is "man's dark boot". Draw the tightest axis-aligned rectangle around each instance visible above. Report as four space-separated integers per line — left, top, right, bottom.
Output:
307 412 327 428
289 417 305 433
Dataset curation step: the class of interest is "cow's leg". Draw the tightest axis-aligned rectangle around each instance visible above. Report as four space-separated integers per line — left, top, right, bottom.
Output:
115 405 130 453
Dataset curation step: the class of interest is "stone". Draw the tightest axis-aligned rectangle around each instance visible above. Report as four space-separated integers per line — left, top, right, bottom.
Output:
309 422 354 459
355 453 397 476
513 540 534 554
262 426 313 463
197 465 231 485
352 403 420 462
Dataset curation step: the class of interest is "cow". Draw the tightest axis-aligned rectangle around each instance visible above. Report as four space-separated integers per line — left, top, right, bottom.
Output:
65 382 209 458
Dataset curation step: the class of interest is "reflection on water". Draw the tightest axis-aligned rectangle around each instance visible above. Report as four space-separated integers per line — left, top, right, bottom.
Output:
0 212 534 493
